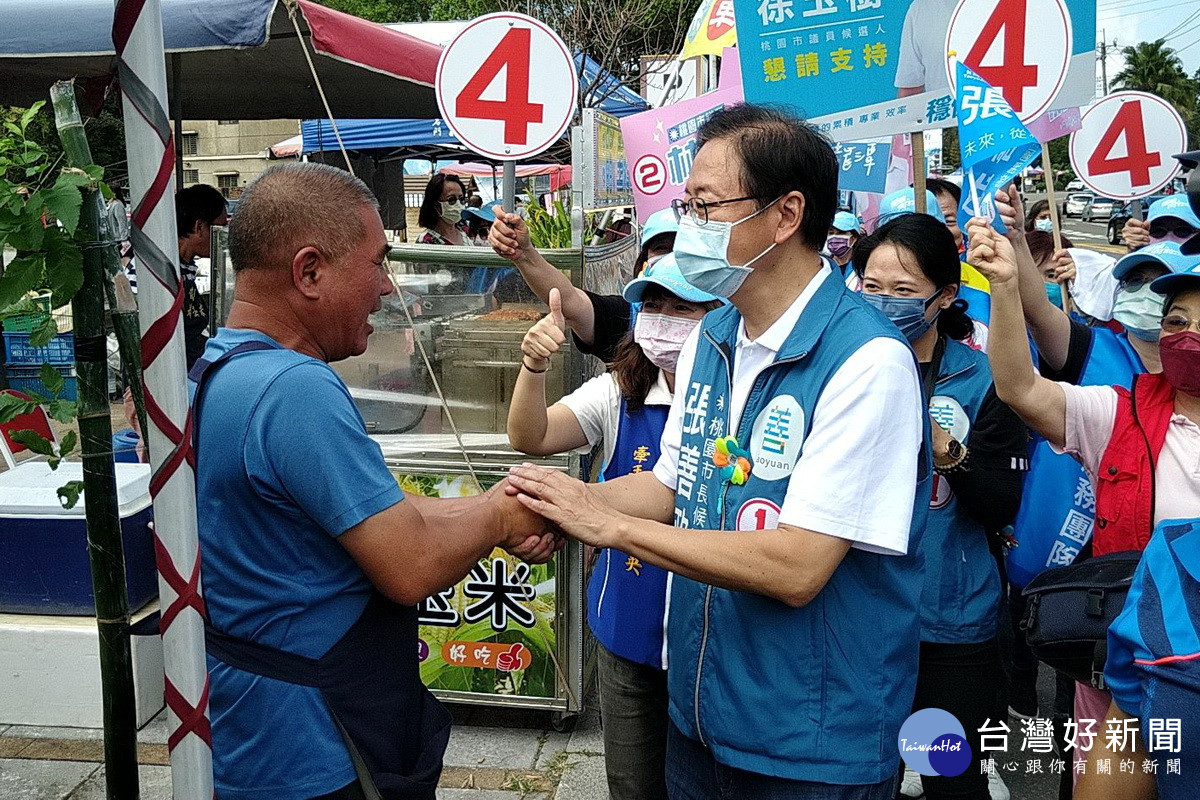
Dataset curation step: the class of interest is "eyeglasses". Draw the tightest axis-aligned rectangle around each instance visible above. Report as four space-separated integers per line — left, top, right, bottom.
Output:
1149 220 1198 240
1161 315 1200 334
1118 269 1167 291
671 195 764 225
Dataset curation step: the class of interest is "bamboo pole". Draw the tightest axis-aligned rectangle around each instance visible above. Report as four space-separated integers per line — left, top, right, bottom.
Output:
1040 143 1073 314
51 80 141 800
113 1 213 797
912 133 927 214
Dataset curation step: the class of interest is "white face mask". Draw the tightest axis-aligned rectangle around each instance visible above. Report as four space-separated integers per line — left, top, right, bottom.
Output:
633 312 701 373
673 202 778 298
439 200 464 226
1112 283 1164 341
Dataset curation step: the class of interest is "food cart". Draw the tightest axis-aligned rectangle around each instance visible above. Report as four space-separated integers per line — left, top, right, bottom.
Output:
210 231 637 729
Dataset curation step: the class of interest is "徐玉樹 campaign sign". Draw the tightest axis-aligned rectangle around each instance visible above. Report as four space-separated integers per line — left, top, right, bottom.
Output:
734 0 1095 142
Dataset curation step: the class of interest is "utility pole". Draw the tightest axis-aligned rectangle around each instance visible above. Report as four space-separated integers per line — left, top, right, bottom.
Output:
1100 29 1109 95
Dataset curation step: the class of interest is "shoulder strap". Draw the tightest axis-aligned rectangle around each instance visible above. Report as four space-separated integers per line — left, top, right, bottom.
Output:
190 339 280 457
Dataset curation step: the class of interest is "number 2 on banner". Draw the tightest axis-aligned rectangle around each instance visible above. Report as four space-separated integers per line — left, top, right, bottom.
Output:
1086 101 1162 188
455 27 544 145
965 0 1037 113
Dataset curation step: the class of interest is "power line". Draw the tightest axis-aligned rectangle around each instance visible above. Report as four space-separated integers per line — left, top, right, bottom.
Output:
1163 8 1200 40
1103 0 1198 20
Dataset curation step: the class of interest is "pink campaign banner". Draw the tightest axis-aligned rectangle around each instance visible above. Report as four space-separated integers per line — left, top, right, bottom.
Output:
620 83 744 220
719 46 740 91
1026 107 1083 144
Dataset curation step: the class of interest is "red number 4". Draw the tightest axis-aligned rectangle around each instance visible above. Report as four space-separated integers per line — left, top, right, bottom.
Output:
1086 102 1162 188
455 27 544 146
965 0 1038 114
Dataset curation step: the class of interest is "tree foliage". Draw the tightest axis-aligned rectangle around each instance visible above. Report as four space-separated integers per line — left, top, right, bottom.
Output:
1113 38 1200 147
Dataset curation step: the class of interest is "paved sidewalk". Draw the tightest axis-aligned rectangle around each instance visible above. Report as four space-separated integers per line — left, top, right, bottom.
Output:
0 705 609 800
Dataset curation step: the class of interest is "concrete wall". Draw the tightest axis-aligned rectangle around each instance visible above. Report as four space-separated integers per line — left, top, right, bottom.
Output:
179 119 299 197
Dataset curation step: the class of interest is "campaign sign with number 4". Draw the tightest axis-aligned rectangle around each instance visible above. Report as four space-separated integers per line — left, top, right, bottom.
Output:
436 13 578 160
1069 92 1186 200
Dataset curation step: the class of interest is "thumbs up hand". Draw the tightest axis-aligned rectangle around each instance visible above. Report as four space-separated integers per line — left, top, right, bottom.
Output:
497 643 525 673
520 287 568 372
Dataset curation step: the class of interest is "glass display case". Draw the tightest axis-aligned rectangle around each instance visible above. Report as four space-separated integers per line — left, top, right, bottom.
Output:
210 230 638 724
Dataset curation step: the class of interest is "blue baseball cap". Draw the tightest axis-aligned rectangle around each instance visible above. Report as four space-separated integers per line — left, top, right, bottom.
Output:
1150 254 1200 296
640 207 679 247
876 189 941 227
1147 195 1200 228
831 211 862 233
622 252 723 304
461 206 496 224
1113 241 1194 281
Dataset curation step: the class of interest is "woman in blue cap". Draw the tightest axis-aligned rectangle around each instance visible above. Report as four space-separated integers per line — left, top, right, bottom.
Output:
488 206 679 362
507 254 721 800
825 210 862 274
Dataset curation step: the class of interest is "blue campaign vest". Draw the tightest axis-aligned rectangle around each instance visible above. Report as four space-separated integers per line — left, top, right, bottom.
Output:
922 339 1002 643
666 274 932 784
1105 519 1200 800
1007 328 1145 587
586 398 671 669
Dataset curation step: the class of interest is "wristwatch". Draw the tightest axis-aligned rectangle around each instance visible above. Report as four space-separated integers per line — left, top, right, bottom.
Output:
934 438 969 474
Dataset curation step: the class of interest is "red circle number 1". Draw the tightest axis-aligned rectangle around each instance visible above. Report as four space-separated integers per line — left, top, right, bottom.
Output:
454 27 544 147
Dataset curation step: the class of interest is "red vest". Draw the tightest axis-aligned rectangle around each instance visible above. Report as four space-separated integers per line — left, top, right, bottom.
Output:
1093 372 1175 555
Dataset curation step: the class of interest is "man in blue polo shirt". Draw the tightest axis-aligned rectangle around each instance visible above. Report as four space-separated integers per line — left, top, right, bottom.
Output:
192 162 558 800
509 104 929 798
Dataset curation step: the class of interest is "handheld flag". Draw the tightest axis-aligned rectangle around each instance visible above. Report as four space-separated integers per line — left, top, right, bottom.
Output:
954 61 1040 235
681 0 738 61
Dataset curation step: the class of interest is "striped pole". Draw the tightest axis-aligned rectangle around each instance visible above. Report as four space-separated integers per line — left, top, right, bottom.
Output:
113 2 214 798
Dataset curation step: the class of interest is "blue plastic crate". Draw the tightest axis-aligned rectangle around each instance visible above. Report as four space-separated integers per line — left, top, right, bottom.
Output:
5 365 77 401
4 331 75 366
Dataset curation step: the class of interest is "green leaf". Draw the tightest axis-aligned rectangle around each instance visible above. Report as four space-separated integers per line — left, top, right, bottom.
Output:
0 392 37 424
19 102 44 132
58 429 77 459
44 232 83 308
4 122 21 136
9 429 55 456
42 182 82 235
84 165 105 182
0 253 45 310
40 362 64 396
5 215 44 251
57 480 84 509
28 312 59 348
55 171 93 190
46 399 77 424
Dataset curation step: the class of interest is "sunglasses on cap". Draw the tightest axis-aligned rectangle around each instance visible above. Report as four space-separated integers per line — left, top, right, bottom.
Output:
1149 219 1198 240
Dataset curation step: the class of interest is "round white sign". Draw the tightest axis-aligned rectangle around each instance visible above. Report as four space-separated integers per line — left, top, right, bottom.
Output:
1069 92 1187 200
944 0 1072 124
436 13 578 160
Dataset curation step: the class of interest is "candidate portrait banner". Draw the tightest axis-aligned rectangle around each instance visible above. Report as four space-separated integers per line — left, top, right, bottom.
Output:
734 0 1095 142
620 84 745 219
682 0 739 60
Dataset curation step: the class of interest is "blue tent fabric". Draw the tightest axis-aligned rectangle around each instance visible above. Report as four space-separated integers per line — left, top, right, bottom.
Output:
302 51 647 155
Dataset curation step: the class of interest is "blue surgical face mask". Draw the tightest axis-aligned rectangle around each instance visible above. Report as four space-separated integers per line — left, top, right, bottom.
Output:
861 290 943 342
673 202 777 298
1035 218 1054 233
1044 281 1063 308
1112 282 1165 341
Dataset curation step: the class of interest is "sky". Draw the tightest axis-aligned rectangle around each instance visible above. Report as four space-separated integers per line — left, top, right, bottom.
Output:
1096 0 1200 88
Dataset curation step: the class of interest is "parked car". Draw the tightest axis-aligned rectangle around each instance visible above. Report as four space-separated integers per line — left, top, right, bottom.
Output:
1065 179 1086 192
1107 195 1168 245
1063 192 1094 218
1081 196 1118 222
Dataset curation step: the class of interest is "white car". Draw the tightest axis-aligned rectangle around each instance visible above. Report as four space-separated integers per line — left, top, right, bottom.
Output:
1063 192 1094 218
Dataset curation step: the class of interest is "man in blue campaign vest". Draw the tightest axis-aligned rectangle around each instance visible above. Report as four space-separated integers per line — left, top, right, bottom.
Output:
510 105 931 799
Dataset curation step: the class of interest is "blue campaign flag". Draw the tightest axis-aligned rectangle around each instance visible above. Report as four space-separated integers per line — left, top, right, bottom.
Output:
833 140 891 193
954 61 1040 235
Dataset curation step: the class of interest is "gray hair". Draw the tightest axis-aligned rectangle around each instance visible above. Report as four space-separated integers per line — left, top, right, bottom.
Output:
228 162 379 272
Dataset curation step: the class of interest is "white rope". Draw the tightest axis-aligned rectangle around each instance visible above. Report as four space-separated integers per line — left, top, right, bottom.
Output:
286 0 354 174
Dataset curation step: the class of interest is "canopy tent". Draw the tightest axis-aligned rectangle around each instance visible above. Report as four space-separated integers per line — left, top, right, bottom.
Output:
0 0 443 119
270 134 304 158
440 162 573 195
